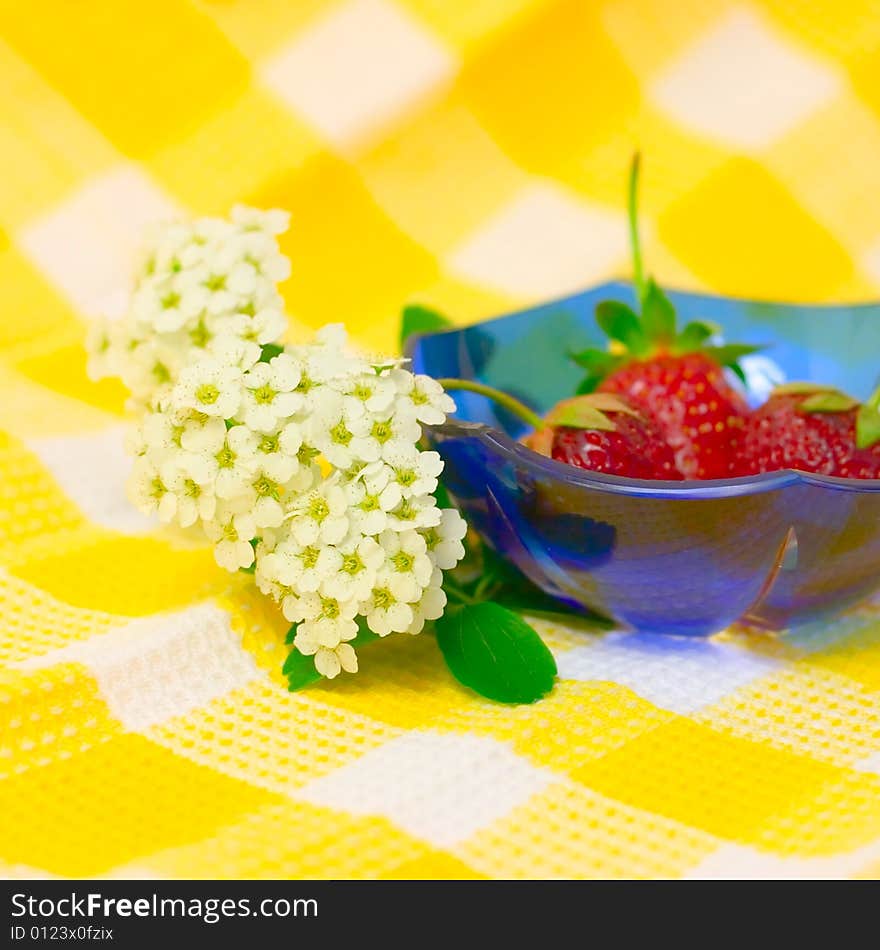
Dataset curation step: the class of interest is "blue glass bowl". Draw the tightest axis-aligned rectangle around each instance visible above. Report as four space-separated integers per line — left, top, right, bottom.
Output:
409 282 880 637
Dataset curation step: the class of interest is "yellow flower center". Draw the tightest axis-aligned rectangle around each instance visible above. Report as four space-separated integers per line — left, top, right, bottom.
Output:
253 384 276 405
372 587 395 610
196 383 220 405
371 419 393 444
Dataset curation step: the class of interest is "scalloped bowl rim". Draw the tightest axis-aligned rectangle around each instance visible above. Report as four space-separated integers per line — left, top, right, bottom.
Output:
413 283 880 498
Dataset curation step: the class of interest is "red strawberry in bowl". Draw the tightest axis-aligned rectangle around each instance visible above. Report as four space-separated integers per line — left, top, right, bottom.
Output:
736 382 880 479
570 156 757 479
527 393 682 480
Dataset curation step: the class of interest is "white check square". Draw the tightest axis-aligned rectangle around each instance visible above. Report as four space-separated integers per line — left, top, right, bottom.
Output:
447 183 627 298
261 0 456 150
27 425 155 535
296 730 554 846
651 8 840 149
556 632 782 714
18 164 179 318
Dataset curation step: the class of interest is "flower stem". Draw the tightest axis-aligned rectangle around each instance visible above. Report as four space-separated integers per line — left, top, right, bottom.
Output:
628 152 646 306
444 581 478 606
437 379 544 431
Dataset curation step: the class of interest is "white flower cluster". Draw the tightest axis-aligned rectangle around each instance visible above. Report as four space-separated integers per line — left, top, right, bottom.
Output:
87 205 290 410
88 208 467 681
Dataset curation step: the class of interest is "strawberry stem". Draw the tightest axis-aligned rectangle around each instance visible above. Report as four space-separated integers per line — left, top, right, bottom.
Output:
437 379 544 431
628 152 646 306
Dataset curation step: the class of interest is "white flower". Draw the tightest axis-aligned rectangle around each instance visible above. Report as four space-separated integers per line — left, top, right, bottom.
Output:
343 470 401 536
294 619 358 679
243 465 289 528
207 425 259 499
118 336 180 403
135 274 209 333
407 582 447 635
321 535 384 602
286 482 349 545
214 308 286 347
87 206 473 684
159 465 217 528
232 204 290 236
205 510 256 571
333 370 397 415
356 409 422 463
387 494 442 531
260 536 342 594
306 390 371 469
207 333 261 373
234 230 291 283
382 447 444 498
379 529 433 602
361 580 413 637
239 353 302 431
392 370 456 426
127 456 167 516
422 508 468 570
173 358 243 418
249 425 303 484
178 414 227 454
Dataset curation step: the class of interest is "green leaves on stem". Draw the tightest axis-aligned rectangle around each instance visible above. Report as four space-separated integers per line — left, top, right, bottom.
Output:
572 154 762 394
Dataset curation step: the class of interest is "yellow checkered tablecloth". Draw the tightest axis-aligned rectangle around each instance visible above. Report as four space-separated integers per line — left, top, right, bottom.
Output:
2 0 880 880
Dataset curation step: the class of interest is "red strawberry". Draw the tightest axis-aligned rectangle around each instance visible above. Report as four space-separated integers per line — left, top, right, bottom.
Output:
597 350 750 479
570 155 757 479
529 394 682 480
736 383 880 479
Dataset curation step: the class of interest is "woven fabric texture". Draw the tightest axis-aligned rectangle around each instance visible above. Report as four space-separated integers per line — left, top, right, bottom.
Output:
2 0 880 879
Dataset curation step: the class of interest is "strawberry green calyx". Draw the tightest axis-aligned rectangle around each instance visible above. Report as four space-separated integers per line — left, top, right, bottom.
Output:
779 381 860 414
777 380 880 450
545 393 639 432
856 385 880 449
773 381 838 396
527 394 641 459
571 153 760 393
800 392 859 413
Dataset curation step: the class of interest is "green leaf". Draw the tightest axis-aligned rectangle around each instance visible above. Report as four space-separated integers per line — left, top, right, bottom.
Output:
675 320 718 352
703 343 763 367
399 305 453 351
569 348 621 374
801 392 859 413
575 374 602 395
569 350 623 396
641 279 676 344
856 404 880 449
595 301 648 355
434 602 557 704
728 362 747 385
283 648 322 691
259 342 285 363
